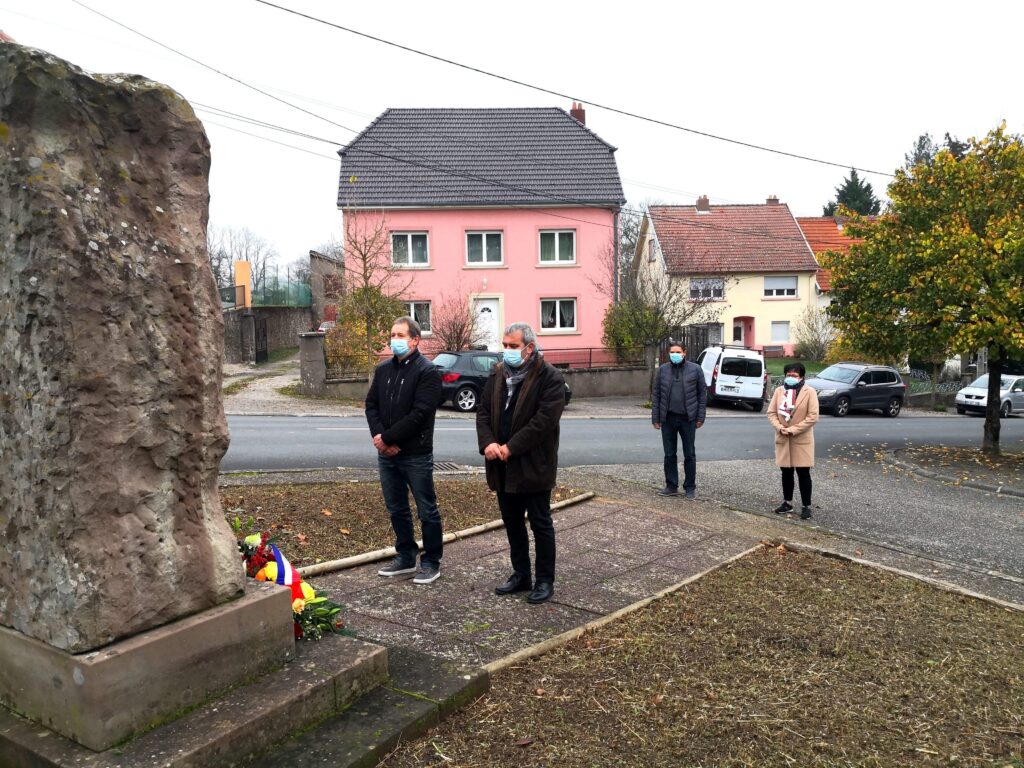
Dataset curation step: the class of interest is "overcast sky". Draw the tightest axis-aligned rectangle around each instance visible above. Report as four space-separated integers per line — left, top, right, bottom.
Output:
7 1 1023 265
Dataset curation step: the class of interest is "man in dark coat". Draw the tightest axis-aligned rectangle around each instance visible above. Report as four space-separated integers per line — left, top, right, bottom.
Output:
652 340 707 498
365 316 444 585
476 322 565 604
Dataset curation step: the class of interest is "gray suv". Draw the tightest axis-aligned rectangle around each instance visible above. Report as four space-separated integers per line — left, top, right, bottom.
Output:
805 363 907 417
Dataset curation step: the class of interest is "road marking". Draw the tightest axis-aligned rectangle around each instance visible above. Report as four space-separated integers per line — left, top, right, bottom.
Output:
315 427 477 431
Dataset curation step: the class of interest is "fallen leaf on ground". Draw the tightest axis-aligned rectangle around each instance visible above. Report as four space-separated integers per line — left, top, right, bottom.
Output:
515 737 534 748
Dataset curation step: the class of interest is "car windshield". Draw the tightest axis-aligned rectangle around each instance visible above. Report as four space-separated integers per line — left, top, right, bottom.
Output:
432 353 459 369
969 374 1014 390
816 365 861 384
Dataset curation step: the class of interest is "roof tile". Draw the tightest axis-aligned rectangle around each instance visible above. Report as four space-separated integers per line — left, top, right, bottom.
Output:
337 108 625 208
650 202 818 275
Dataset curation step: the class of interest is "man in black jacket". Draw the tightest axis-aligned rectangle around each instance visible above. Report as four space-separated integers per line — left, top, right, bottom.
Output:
365 316 444 584
652 340 707 498
476 322 566 604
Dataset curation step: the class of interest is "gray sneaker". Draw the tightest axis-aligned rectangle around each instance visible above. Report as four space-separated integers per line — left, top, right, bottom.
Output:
413 564 440 585
684 489 696 499
377 558 417 578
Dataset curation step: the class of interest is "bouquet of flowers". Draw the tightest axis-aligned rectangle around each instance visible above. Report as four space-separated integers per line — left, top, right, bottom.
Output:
239 533 345 640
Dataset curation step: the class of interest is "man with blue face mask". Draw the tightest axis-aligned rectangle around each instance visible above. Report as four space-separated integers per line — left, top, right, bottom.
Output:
476 323 566 604
365 316 444 584
652 341 707 498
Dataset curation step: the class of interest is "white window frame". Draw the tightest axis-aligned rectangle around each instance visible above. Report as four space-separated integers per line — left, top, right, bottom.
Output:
689 277 724 301
539 230 576 264
764 275 798 297
539 298 577 332
404 300 432 335
770 321 790 342
465 231 504 265
391 232 430 267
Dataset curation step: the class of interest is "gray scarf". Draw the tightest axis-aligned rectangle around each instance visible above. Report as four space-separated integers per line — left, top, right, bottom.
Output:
502 352 539 410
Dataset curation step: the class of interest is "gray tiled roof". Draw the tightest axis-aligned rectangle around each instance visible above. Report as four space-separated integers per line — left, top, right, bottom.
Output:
337 108 625 209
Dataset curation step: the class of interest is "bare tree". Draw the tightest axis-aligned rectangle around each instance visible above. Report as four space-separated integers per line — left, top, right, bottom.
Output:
205 224 234 289
220 226 278 296
334 208 412 380
428 281 487 352
792 304 838 361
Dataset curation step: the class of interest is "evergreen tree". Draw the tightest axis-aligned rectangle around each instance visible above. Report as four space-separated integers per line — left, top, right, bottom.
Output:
904 133 938 169
822 168 882 216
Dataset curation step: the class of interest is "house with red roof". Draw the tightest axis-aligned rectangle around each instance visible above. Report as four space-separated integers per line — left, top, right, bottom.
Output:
795 216 864 307
633 196 819 355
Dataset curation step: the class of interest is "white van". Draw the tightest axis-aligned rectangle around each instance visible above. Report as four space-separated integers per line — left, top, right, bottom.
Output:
695 346 767 412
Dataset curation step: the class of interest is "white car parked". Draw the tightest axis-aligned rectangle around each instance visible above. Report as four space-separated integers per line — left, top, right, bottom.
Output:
695 345 767 412
955 374 1024 418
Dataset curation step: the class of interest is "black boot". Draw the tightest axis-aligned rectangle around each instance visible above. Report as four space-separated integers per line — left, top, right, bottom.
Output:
495 573 532 595
527 582 554 604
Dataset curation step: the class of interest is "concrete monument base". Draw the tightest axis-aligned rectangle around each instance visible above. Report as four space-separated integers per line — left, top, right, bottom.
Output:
0 582 296 752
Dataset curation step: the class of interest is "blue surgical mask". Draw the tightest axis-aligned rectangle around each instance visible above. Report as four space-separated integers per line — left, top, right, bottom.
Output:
503 348 524 367
669 352 684 364
784 376 801 388
390 338 409 357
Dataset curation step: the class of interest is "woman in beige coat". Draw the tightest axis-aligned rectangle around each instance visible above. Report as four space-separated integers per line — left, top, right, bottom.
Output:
766 362 819 519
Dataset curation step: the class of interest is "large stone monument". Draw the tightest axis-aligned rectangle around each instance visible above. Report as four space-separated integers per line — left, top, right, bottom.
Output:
0 42 308 754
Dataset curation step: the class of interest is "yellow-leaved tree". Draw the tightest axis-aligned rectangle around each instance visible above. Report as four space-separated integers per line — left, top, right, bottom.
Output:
825 124 1024 453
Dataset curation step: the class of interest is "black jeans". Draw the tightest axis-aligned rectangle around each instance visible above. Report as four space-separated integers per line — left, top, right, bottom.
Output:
378 453 443 568
497 490 555 584
661 412 697 492
781 466 812 506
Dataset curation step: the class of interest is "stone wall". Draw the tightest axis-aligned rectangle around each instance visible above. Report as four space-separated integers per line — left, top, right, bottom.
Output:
224 307 312 364
560 366 649 398
0 43 244 652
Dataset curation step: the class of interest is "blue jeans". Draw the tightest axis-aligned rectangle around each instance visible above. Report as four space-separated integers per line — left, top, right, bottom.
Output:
378 453 443 569
662 412 697 492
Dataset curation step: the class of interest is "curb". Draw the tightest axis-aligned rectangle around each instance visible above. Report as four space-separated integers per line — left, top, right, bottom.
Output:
780 540 1024 613
882 450 1024 498
483 544 763 674
297 492 596 579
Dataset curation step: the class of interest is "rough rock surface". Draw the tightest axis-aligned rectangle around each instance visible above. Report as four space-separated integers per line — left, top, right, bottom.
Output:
0 43 244 652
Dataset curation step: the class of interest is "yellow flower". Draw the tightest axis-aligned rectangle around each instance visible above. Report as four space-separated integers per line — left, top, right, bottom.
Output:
300 581 315 601
292 598 306 614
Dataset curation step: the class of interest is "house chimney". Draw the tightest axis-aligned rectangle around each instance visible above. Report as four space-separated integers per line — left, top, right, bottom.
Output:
766 195 780 205
696 195 710 212
570 101 586 125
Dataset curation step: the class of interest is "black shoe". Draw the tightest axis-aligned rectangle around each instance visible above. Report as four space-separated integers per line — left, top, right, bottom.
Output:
495 573 532 595
773 502 793 515
657 486 679 496
527 582 554 604
800 506 813 520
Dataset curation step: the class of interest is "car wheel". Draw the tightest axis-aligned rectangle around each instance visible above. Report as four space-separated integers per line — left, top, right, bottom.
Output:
454 386 478 413
833 395 850 417
884 397 901 417
956 407 966 415
1000 401 1012 419
751 400 765 413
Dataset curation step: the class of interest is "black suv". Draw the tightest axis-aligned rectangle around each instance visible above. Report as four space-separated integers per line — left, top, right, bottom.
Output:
432 350 572 412
804 363 907 417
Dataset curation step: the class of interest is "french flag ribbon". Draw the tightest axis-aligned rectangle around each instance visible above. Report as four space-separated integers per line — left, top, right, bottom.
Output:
271 544 305 600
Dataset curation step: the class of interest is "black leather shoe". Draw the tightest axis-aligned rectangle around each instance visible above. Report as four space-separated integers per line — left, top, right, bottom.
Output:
800 506 813 520
527 582 554 604
495 573 532 595
773 502 793 515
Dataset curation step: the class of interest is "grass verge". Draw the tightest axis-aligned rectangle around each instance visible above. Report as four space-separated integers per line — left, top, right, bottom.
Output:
220 480 580 567
382 547 1024 767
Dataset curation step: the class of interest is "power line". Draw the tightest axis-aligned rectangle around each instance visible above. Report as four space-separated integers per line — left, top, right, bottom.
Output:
252 0 895 179
71 0 815 247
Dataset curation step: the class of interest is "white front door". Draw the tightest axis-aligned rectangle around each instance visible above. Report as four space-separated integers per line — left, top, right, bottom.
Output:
474 298 500 352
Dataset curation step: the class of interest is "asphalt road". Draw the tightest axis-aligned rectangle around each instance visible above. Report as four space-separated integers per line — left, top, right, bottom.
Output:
221 411 1024 472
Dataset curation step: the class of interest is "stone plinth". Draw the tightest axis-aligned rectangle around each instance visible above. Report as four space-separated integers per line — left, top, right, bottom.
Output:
0 42 244 652
0 582 296 752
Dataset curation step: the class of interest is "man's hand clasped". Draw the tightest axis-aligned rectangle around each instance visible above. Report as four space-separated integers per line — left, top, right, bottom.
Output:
483 442 512 462
373 433 401 457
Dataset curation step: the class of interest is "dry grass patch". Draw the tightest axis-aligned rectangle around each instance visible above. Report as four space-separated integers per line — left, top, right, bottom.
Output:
220 480 580 567
383 547 1024 767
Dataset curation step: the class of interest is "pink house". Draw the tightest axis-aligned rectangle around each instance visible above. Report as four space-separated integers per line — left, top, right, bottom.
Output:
336 106 625 353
